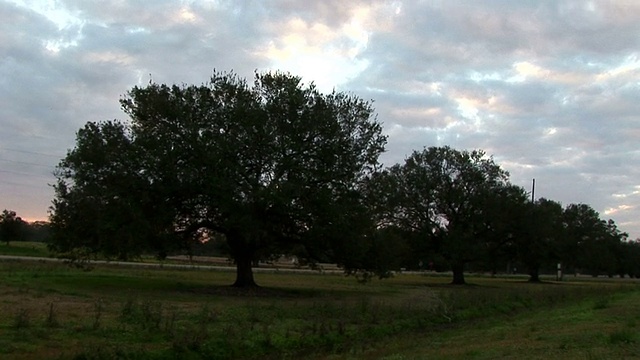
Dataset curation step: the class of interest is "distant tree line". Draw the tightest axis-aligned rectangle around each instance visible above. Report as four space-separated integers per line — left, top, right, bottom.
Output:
46 71 640 287
0 209 51 244
369 151 638 283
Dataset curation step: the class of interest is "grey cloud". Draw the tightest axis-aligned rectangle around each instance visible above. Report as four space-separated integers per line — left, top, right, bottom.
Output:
263 0 376 27
343 1 640 236
3 0 640 238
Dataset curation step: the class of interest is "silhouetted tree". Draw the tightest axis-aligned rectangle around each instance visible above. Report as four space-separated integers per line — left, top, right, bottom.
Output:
617 239 640 278
0 210 27 245
383 146 511 284
24 221 51 243
50 121 177 261
477 184 530 276
561 203 623 276
517 198 564 282
50 71 387 287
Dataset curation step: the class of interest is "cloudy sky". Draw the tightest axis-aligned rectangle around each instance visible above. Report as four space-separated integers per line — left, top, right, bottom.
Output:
2 0 640 238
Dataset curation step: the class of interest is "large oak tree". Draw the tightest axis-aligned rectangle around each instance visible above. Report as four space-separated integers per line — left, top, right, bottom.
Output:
384 146 512 284
50 71 387 287
517 198 564 282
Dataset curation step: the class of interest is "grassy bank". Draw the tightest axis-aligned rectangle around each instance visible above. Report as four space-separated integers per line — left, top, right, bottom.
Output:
0 242 50 258
0 259 637 359
341 282 640 359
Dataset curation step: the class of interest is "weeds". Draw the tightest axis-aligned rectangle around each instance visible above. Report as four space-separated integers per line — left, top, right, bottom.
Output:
118 298 166 332
13 308 30 329
172 323 210 353
593 296 610 310
163 310 177 335
140 300 163 330
119 298 136 321
608 329 636 344
45 302 59 328
93 298 104 329
197 303 217 323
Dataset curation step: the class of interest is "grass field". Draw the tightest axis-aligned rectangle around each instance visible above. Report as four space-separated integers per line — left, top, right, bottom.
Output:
0 257 639 359
0 242 51 258
326 281 640 359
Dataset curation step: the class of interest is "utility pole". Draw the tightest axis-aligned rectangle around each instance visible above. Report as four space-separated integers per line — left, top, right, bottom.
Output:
531 178 535 202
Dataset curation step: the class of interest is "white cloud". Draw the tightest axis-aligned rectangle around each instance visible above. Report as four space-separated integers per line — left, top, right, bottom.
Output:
605 204 635 216
256 9 372 91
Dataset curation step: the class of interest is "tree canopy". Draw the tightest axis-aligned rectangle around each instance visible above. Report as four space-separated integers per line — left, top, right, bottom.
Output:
0 209 27 245
50 71 387 287
517 198 564 282
382 146 513 284
49 70 640 287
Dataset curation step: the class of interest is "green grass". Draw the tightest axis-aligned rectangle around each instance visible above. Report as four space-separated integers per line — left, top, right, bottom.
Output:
325 283 640 359
0 241 50 257
0 259 638 359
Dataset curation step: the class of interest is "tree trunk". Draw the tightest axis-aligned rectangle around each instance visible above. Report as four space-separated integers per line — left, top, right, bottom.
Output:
451 261 466 285
233 253 257 287
227 232 259 288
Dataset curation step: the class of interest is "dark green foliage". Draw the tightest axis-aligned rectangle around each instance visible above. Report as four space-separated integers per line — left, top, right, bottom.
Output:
50 71 387 287
24 221 51 243
474 183 530 275
562 204 628 277
45 69 639 286
516 198 565 282
616 240 640 278
49 120 178 261
0 209 27 245
381 146 514 284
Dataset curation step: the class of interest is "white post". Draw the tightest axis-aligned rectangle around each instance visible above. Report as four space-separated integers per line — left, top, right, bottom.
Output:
557 263 562 281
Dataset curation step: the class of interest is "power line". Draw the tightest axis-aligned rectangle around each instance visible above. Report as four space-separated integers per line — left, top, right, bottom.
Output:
0 158 56 169
0 169 54 179
0 146 65 159
0 188 53 198
0 179 53 189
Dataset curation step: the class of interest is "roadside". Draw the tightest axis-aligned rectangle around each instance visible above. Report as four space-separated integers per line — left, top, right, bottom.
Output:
0 254 345 274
